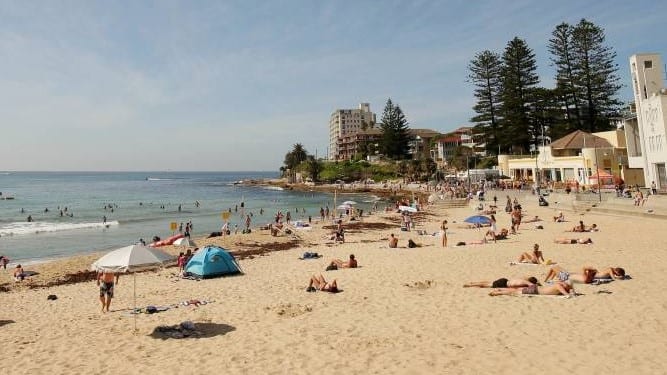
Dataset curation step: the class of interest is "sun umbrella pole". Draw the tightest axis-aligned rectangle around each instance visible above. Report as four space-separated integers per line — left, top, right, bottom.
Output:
133 272 137 332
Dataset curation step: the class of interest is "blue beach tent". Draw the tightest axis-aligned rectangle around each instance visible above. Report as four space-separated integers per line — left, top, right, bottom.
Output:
184 246 242 278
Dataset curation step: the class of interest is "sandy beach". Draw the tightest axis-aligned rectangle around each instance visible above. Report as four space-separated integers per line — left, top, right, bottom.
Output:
1 189 667 374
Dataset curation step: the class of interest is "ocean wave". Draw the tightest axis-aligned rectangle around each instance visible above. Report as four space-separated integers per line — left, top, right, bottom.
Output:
262 186 284 191
363 195 383 202
0 221 119 236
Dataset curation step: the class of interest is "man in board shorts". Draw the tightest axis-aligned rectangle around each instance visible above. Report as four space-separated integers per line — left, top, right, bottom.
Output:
97 271 120 313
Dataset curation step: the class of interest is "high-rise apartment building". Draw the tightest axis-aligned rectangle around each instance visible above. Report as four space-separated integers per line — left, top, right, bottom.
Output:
328 103 376 160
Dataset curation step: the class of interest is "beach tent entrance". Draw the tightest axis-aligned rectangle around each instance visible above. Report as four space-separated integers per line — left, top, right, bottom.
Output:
184 246 241 278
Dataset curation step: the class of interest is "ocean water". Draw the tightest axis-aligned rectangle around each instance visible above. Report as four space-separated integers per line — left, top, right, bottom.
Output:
0 172 379 264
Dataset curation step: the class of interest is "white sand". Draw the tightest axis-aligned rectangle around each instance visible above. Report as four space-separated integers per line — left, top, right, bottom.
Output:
1 191 666 374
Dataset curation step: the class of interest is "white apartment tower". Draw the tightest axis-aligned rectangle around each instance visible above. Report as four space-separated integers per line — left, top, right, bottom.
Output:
328 103 376 160
628 53 667 189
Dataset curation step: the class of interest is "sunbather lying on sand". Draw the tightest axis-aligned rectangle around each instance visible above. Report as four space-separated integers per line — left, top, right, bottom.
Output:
329 254 357 269
515 244 545 264
455 239 487 246
464 276 539 288
306 274 339 293
523 215 541 223
544 266 625 283
567 223 598 232
554 237 593 244
489 281 575 297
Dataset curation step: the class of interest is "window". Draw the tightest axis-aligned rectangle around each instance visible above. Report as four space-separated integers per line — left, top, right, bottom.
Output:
644 60 653 69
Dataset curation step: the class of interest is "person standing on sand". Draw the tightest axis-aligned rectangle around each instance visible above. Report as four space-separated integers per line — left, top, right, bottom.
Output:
440 220 448 247
97 270 119 312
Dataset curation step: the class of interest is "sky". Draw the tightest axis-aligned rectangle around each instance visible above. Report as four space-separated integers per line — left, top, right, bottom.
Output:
1 0 666 171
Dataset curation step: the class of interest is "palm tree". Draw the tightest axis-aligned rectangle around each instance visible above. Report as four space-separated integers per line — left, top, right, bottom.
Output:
291 143 308 165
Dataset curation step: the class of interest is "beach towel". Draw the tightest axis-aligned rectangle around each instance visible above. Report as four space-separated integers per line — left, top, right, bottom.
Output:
299 252 321 260
515 293 582 299
151 321 199 339
509 260 556 266
509 262 539 266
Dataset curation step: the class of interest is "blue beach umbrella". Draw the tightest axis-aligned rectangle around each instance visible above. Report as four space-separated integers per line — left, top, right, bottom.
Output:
464 215 491 225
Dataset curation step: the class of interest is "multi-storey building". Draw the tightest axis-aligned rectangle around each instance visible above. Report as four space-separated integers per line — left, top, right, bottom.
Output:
335 128 441 161
433 127 484 169
625 53 667 190
328 103 376 160
408 129 442 160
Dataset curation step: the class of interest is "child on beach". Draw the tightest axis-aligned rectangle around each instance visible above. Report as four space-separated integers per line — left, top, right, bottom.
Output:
177 252 186 274
13 264 26 281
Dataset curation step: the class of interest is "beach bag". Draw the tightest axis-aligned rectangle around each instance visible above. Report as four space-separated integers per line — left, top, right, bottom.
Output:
325 264 338 271
408 239 417 248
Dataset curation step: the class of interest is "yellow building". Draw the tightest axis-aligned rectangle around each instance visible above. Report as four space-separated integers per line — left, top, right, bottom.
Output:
498 129 644 188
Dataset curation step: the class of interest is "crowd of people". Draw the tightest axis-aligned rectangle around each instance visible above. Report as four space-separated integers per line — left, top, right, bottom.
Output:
457 194 628 297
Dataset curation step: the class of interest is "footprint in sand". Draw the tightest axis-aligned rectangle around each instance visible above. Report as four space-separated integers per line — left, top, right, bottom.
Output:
269 303 313 317
404 280 436 290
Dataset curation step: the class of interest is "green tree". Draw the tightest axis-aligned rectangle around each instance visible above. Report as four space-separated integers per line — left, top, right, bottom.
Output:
529 87 562 150
379 98 411 159
420 157 437 180
283 143 308 171
549 22 583 132
469 50 504 154
305 155 322 182
500 37 540 154
570 19 622 132
447 146 474 172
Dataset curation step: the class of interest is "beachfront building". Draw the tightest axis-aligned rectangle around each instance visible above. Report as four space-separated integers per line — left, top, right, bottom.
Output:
336 128 382 161
408 129 442 160
335 128 442 161
625 53 667 191
497 129 644 188
328 103 377 160
433 127 484 169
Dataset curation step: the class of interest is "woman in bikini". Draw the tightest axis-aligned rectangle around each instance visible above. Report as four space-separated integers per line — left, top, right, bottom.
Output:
516 243 545 264
307 274 339 293
485 215 497 243
440 220 448 248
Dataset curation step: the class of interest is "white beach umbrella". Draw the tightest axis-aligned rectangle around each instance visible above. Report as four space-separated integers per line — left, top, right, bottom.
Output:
91 244 174 330
398 205 417 213
91 244 173 273
337 204 352 210
173 237 197 247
